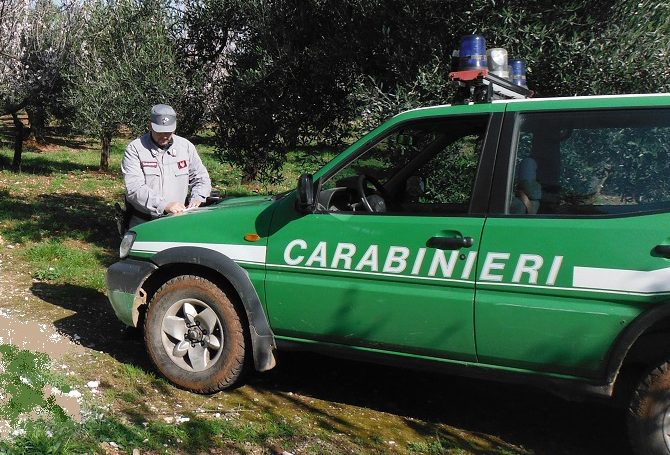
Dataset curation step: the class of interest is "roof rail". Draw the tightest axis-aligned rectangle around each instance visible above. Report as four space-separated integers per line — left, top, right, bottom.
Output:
449 69 532 105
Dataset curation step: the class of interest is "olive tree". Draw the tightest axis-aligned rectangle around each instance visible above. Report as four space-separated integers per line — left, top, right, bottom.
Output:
171 0 242 136
585 0 670 95
0 0 28 113
0 0 29 169
67 0 189 171
0 0 81 170
209 0 625 183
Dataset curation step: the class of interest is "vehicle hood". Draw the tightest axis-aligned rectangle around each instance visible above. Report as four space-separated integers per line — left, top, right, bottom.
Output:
128 195 279 259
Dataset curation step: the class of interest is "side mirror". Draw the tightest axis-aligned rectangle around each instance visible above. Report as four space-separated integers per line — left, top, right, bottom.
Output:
296 173 316 213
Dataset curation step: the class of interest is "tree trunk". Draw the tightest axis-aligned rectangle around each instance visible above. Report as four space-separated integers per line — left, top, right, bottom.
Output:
241 163 259 184
26 106 47 144
100 133 111 171
11 112 25 172
241 172 256 185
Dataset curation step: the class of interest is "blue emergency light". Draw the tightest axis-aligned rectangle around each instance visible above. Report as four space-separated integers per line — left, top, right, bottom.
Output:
458 34 487 70
450 35 532 104
510 59 528 88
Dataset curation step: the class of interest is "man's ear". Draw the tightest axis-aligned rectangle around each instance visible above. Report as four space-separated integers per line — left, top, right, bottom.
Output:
147 121 152 132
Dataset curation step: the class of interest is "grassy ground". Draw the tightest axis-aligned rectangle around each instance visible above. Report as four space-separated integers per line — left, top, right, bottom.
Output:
0 128 632 455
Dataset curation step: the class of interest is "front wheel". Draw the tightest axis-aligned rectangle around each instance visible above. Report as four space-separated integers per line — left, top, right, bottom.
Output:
144 275 247 393
628 360 670 455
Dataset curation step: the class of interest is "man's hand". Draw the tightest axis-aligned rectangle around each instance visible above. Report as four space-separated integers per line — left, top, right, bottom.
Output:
187 199 202 209
164 201 186 214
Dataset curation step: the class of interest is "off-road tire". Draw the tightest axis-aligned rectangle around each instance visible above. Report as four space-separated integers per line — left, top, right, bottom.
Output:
628 360 670 455
144 275 247 393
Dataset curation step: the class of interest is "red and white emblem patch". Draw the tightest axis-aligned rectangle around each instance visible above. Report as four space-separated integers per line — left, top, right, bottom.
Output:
177 160 187 169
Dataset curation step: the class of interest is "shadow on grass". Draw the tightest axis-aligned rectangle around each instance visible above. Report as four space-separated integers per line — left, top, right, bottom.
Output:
190 133 216 147
247 352 630 455
30 282 151 368
0 148 122 175
0 123 95 151
0 189 121 252
0 155 102 175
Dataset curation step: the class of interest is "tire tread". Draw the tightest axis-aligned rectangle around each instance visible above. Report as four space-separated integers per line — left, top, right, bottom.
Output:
628 359 670 455
144 275 247 393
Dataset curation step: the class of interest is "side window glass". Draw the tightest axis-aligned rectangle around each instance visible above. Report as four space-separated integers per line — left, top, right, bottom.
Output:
509 131 542 214
413 134 482 205
510 109 670 215
319 116 488 215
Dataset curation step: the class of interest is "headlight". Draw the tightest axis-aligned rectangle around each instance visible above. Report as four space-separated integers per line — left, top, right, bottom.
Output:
119 231 136 259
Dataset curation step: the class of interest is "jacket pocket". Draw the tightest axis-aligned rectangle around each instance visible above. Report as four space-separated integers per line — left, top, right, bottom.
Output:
143 166 161 187
174 166 189 183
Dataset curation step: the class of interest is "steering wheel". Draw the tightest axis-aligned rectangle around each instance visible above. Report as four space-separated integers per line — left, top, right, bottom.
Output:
356 174 387 212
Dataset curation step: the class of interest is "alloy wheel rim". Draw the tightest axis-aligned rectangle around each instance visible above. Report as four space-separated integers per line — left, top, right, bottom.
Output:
160 298 224 372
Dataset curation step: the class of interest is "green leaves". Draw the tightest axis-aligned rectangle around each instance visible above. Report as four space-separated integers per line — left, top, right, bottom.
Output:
0 345 66 424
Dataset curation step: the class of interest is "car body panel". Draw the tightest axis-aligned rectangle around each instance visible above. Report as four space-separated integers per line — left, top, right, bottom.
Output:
106 93 670 394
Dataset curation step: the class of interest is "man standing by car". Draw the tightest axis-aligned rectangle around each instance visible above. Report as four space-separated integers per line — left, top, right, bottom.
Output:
121 104 211 228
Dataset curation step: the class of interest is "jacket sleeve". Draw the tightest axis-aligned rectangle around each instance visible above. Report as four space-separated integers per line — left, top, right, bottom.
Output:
121 143 168 216
188 143 212 203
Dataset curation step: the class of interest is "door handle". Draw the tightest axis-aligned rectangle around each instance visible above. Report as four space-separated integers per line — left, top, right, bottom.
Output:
427 236 474 250
654 245 670 258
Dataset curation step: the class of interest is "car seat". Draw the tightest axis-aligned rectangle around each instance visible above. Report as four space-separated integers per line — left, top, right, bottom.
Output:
510 157 541 214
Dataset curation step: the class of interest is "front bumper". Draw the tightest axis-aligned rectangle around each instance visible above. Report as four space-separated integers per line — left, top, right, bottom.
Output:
106 259 157 327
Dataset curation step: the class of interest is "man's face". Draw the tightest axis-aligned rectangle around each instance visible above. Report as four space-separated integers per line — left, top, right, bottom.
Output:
150 126 173 147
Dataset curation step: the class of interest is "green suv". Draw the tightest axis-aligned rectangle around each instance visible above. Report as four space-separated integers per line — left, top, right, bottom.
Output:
108 93 670 455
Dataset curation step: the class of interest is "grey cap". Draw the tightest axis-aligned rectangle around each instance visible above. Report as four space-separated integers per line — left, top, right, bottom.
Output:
150 104 177 133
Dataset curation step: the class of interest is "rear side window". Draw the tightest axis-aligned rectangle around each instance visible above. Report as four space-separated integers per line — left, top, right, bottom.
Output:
510 109 670 215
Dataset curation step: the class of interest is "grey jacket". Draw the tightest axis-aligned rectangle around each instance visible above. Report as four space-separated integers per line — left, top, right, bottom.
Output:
122 133 211 217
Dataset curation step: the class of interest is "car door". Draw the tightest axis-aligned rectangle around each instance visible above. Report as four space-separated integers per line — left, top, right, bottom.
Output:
476 105 670 378
264 111 501 362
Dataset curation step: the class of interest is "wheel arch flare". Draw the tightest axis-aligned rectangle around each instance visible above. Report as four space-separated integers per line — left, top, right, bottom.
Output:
138 246 277 373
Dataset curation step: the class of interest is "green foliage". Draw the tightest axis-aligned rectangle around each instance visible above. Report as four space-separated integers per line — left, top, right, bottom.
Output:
0 345 67 424
352 59 454 135
0 0 80 116
421 138 480 205
585 0 670 94
6 0 670 182
0 419 96 455
65 0 193 168
208 0 670 182
211 0 374 182
352 0 621 127
19 0 81 136
89 412 296 451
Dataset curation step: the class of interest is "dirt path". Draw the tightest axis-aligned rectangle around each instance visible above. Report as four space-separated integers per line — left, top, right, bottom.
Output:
0 244 89 434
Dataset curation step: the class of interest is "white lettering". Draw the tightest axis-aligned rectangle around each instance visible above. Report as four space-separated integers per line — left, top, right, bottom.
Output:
355 245 379 272
283 240 564 287
480 252 510 282
411 248 426 275
428 250 459 278
284 239 307 266
512 254 543 284
461 251 477 280
383 246 410 273
546 256 563 285
331 243 357 269
305 241 328 268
